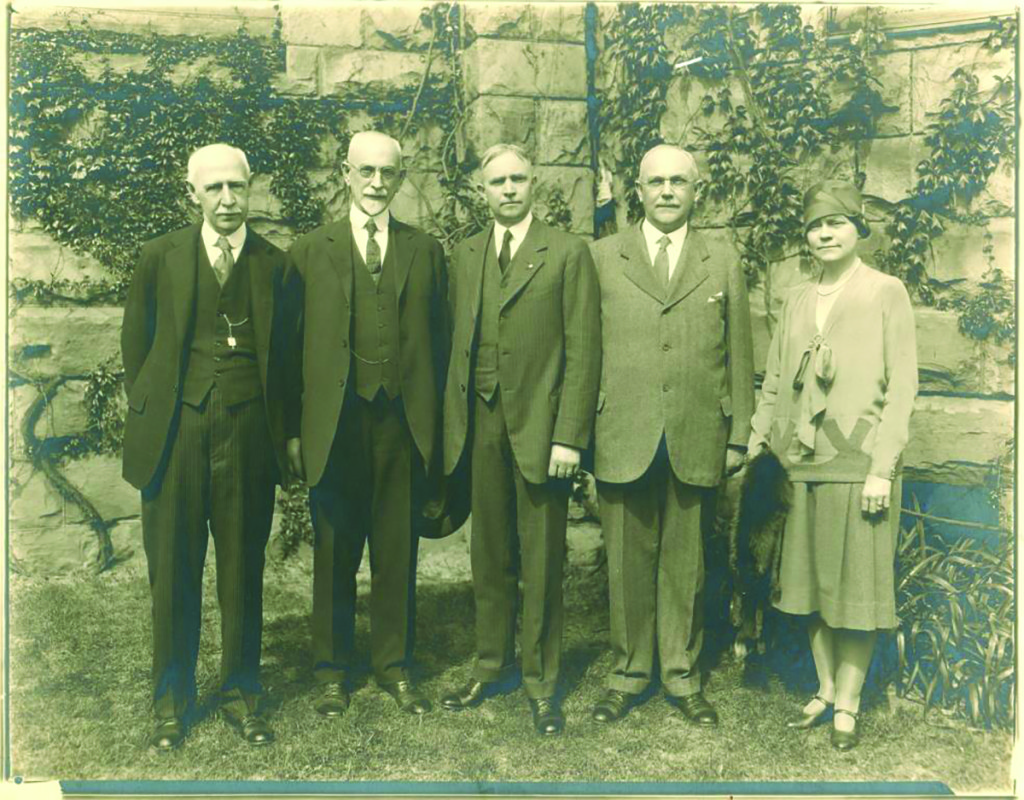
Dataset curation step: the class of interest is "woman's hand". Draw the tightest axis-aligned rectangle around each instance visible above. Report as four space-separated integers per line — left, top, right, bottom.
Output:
861 474 891 516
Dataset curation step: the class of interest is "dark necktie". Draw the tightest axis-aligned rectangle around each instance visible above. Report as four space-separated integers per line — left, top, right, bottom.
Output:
365 218 382 279
213 236 233 287
498 229 513 274
654 235 671 288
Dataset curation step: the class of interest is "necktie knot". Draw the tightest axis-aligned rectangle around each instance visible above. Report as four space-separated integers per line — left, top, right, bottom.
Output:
657 235 671 252
498 229 513 274
212 236 234 286
216 235 232 254
364 217 382 276
653 235 672 289
365 218 378 235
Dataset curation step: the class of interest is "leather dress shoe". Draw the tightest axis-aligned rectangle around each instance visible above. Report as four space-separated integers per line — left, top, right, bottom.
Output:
222 708 275 746
831 709 860 751
149 717 185 752
441 679 499 711
381 680 432 715
670 692 719 726
787 694 834 729
591 689 635 723
314 682 350 717
529 697 565 736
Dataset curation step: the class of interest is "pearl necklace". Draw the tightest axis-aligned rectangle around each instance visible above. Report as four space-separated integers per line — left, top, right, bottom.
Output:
817 261 861 296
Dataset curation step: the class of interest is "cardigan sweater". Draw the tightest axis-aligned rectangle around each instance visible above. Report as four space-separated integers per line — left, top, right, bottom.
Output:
748 264 918 483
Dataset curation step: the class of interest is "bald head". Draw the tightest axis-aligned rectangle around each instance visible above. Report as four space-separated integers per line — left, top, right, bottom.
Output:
345 131 405 217
636 144 699 233
347 131 403 165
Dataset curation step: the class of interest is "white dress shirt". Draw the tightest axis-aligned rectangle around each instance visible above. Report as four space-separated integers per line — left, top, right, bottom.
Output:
349 204 391 264
641 218 688 281
493 212 534 263
201 221 246 269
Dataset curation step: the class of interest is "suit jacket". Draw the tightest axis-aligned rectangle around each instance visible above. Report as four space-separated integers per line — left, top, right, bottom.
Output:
288 216 450 489
590 224 754 487
444 218 601 485
121 224 299 492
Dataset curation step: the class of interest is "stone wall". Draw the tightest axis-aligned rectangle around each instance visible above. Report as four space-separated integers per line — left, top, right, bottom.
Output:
7 3 1016 575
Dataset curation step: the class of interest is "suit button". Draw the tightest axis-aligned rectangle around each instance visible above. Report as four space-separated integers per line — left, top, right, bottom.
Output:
339 378 346 387
214 356 222 362
342 340 348 348
662 343 670 351
460 384 466 393
464 349 469 357
662 384 669 392
172 383 179 393
214 370 221 377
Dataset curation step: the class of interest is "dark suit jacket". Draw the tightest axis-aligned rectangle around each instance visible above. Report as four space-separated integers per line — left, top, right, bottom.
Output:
444 218 601 485
589 225 754 487
287 216 450 489
120 224 299 492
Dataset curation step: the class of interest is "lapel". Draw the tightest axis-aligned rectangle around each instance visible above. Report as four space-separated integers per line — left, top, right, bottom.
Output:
500 218 548 311
819 261 868 338
323 219 355 305
389 217 415 300
465 226 491 323
168 225 201 342
620 224 665 304
664 227 710 310
244 232 274 361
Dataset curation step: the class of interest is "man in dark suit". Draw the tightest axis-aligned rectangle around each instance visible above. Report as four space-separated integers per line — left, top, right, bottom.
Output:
440 144 601 735
286 131 449 717
122 143 299 750
588 144 754 725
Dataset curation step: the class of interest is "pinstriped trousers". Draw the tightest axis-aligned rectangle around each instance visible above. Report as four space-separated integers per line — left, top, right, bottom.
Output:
141 386 276 720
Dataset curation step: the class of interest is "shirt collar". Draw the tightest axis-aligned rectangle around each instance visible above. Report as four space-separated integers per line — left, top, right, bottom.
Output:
201 220 247 251
495 212 534 245
350 203 390 233
642 218 687 252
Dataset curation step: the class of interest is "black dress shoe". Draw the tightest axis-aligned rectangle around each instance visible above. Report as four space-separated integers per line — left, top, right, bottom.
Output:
787 694 834 729
529 697 565 736
149 717 185 752
591 689 635 723
670 692 719 726
831 709 860 751
222 708 275 746
441 679 498 711
381 680 432 715
314 682 350 717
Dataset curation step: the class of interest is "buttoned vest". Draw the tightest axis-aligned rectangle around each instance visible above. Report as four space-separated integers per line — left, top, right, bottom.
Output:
351 235 402 401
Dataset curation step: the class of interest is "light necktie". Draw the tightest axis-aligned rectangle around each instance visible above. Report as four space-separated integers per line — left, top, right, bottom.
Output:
365 218 382 279
498 229 513 274
654 235 671 289
213 236 233 287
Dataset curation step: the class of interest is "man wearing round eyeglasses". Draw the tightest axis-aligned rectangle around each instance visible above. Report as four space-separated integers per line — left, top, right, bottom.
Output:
587 143 754 726
285 131 452 718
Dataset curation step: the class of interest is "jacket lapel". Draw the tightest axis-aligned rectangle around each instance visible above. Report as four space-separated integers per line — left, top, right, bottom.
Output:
500 218 548 310
620 225 665 304
169 225 200 343
466 227 489 323
390 218 414 299
820 261 868 338
244 233 274 369
324 219 354 305
664 228 710 311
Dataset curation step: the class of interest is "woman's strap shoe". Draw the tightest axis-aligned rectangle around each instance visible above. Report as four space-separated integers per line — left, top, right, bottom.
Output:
786 694 834 729
831 709 860 751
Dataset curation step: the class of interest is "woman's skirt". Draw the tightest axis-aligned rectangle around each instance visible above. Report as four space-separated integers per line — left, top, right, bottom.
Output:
773 477 902 631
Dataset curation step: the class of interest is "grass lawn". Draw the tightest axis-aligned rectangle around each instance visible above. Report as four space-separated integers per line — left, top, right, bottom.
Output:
7 536 1014 792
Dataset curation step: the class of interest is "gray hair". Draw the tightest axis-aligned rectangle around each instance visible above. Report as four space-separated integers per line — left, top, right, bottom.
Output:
479 143 533 172
186 143 251 186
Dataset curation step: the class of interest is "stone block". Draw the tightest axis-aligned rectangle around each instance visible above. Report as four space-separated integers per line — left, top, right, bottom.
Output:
531 4 587 43
9 306 124 378
400 122 446 173
860 135 919 203
930 217 1014 283
167 56 238 87
8 460 64 530
247 221 298 252
533 166 594 237
321 49 443 95
359 4 434 51
830 51 912 137
247 174 284 221
64 455 139 523
914 307 1014 396
911 42 1014 133
69 52 151 81
9 224 108 284
465 96 537 162
309 167 349 223
904 396 1014 486
273 46 319 96
10 524 95 577
9 383 37 458
391 171 446 236
32 379 90 442
971 157 1015 218
536 100 590 166
463 39 587 99
11 4 278 37
463 3 532 39
281 6 363 48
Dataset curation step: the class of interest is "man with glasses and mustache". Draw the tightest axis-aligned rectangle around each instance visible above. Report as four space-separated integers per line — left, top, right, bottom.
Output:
286 131 450 717
587 144 754 726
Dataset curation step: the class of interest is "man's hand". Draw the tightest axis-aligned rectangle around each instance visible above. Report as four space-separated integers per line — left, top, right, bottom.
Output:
724 447 745 476
861 474 891 516
286 437 305 483
548 444 581 480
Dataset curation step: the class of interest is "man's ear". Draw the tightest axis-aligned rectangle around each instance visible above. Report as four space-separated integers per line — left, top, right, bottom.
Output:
475 181 486 199
185 181 200 206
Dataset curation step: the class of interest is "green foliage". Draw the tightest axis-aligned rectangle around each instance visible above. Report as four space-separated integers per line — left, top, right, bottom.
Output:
542 187 575 233
895 508 1014 730
81 362 126 456
274 484 315 559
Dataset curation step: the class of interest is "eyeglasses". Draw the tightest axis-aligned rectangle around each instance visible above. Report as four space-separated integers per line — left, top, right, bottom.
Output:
639 177 693 190
347 163 402 183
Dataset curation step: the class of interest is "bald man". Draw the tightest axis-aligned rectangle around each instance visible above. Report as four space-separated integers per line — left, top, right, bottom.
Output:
587 144 754 725
122 143 300 749
286 131 450 717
